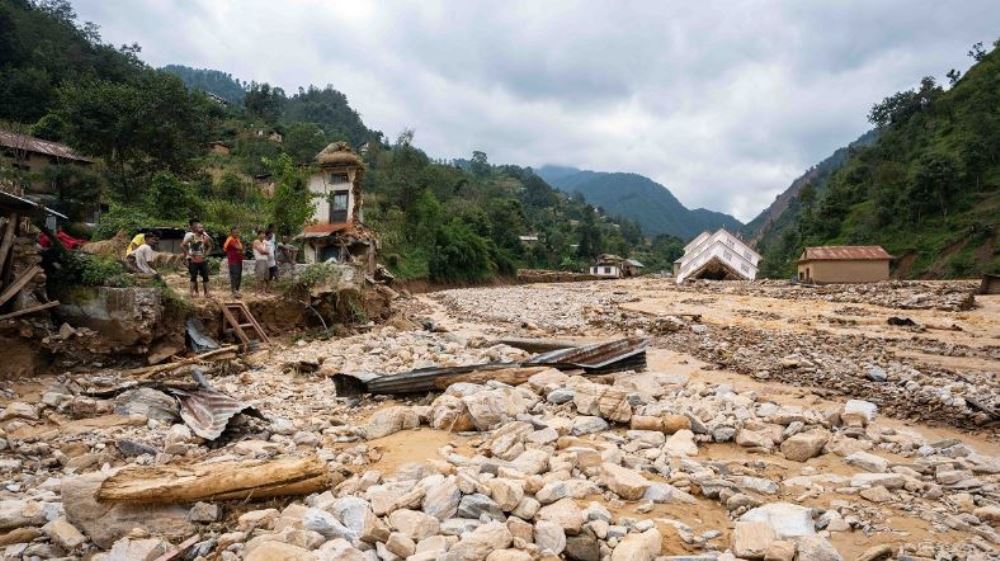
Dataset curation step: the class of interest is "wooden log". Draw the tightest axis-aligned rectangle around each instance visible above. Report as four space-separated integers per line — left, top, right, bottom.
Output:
97 456 329 504
433 366 550 389
130 345 239 380
0 264 41 308
0 215 17 285
0 300 59 321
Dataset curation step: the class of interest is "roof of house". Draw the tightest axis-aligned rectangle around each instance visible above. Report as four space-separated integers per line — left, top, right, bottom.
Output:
0 130 92 163
624 259 645 268
798 245 892 262
315 141 362 168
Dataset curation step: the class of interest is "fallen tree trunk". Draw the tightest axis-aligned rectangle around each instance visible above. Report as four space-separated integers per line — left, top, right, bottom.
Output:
130 345 239 380
97 456 329 504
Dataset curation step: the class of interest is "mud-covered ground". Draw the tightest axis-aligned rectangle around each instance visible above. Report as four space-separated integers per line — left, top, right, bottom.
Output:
0 278 997 561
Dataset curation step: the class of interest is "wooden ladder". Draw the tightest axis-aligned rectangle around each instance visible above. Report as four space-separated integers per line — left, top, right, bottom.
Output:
219 301 270 350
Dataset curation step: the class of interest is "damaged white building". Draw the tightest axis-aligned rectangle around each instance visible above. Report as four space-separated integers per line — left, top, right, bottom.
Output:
673 228 760 284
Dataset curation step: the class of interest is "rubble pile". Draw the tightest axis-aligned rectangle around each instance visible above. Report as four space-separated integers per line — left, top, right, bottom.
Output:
671 326 999 430
3 346 999 560
434 282 998 433
0 276 995 560
676 280 979 312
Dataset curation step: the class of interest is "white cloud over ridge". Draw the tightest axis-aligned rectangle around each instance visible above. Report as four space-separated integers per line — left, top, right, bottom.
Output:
73 1 1000 221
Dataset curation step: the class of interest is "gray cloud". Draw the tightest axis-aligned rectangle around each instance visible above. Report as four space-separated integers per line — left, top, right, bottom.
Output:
73 1 1000 221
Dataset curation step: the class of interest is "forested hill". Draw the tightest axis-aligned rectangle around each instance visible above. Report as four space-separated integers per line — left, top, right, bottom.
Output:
745 130 879 267
0 0 660 283
537 165 742 240
161 65 247 104
756 41 1000 279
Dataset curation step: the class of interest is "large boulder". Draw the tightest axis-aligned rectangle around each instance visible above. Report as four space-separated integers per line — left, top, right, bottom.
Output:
62 472 193 549
739 503 814 540
610 528 661 561
779 429 829 462
364 406 420 439
445 521 512 561
600 463 650 500
731 521 776 559
245 541 318 561
573 382 632 423
461 387 532 431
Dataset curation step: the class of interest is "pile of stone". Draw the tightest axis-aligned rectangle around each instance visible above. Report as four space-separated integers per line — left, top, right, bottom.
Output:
9 356 999 560
677 279 978 312
669 324 999 430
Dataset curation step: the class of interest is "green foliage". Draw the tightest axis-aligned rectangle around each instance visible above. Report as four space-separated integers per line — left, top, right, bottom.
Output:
145 172 203 221
161 64 246 104
284 122 328 163
244 81 283 124
429 222 495 283
93 204 154 240
266 153 313 237
52 251 133 289
758 41 1000 278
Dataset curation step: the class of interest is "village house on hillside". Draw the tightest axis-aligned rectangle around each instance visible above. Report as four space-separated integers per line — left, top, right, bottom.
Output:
589 254 644 278
674 229 760 284
797 245 892 284
0 129 92 198
298 142 377 274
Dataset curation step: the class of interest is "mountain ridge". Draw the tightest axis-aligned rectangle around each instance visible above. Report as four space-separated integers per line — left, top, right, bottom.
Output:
536 165 742 240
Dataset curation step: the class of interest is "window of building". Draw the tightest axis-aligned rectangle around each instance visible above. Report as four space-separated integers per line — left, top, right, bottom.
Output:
603 266 612 274
329 190 349 223
329 172 349 184
724 250 733 261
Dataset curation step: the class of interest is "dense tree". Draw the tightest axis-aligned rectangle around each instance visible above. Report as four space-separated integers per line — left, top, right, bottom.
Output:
284 122 328 163
267 153 313 237
243 82 283 124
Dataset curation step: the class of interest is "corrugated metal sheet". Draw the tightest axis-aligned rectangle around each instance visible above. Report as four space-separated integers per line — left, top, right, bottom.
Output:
0 130 92 163
331 337 650 397
799 246 892 262
171 387 264 440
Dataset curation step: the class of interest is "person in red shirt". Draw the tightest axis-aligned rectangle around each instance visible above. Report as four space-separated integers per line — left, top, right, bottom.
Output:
222 226 244 298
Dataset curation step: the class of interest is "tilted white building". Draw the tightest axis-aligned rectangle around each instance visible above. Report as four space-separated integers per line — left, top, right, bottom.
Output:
673 229 760 284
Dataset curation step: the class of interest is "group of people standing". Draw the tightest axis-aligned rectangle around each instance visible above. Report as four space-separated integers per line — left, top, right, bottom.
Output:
124 220 296 300
222 223 295 298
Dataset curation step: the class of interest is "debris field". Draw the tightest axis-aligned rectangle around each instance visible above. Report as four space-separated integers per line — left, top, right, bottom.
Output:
0 278 998 561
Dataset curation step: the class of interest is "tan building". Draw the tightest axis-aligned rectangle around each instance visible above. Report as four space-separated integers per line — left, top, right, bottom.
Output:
0 129 93 197
797 246 892 284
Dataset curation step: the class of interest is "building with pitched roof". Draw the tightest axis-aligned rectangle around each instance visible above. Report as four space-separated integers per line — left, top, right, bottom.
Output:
0 129 92 198
796 245 892 284
674 229 760 284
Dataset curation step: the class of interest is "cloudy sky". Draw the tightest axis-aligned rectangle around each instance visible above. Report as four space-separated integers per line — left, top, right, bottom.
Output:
73 1 999 221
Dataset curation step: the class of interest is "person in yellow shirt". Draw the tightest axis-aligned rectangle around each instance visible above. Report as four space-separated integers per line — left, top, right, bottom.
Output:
125 233 145 257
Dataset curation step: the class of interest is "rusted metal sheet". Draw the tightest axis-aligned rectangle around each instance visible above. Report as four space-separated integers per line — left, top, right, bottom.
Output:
171 387 264 440
526 337 649 372
331 337 650 397
799 246 892 262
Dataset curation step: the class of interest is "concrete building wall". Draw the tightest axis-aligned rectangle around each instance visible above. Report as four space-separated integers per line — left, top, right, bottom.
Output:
308 168 357 225
798 259 890 283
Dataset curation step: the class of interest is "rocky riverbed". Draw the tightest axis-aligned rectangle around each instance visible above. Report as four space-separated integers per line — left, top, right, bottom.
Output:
0 278 997 561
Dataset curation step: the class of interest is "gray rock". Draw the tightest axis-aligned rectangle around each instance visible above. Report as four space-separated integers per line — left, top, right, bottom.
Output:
458 493 504 520
571 416 609 436
113 388 177 422
547 388 575 404
62 472 193 549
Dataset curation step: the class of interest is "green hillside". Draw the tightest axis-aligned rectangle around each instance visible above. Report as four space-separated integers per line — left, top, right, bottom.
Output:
0 0 655 283
757 42 1000 279
537 166 743 240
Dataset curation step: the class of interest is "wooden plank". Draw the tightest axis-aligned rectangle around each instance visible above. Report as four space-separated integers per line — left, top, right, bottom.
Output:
0 215 17 285
97 456 329 504
0 265 40 308
0 300 59 321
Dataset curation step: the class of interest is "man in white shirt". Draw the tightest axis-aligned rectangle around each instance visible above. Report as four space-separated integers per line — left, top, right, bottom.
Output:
127 234 159 278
